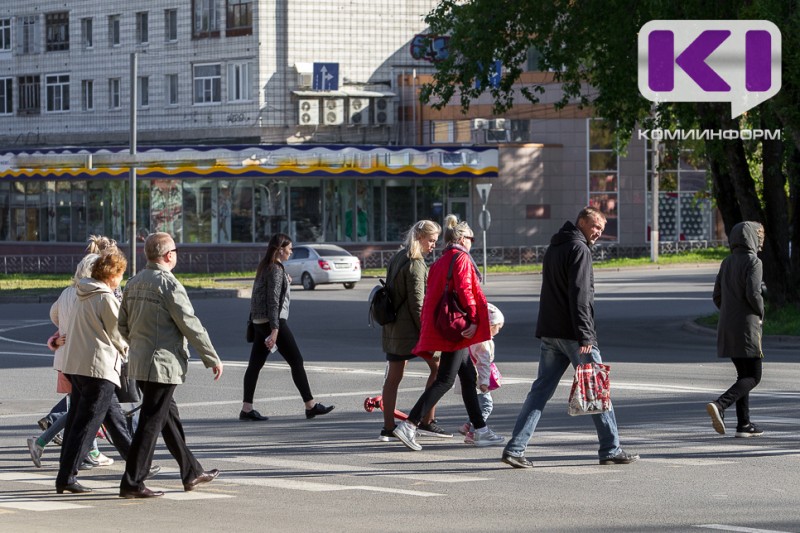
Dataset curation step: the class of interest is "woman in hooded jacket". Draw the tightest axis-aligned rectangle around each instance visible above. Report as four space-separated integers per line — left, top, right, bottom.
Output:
392 215 505 451
55 250 131 494
706 221 766 438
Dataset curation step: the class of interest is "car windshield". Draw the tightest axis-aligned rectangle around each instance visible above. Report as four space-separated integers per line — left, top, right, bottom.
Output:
315 246 351 257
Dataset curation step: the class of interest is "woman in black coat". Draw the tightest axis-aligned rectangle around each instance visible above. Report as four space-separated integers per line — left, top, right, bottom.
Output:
706 221 766 438
239 233 334 421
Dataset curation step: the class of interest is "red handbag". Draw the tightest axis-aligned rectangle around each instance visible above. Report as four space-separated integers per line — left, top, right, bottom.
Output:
434 253 471 342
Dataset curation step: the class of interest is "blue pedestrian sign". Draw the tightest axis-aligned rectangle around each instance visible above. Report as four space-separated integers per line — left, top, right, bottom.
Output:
313 63 339 91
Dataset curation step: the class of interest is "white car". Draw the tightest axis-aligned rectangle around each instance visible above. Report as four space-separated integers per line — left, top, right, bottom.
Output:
283 244 361 290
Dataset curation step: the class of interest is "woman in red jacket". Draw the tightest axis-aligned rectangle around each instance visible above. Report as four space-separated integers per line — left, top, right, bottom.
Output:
392 215 505 451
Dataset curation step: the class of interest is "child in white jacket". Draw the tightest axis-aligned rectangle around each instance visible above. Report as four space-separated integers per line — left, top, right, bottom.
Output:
461 303 504 442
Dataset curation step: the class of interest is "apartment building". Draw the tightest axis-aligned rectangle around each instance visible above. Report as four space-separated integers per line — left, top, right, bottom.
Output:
0 1 717 264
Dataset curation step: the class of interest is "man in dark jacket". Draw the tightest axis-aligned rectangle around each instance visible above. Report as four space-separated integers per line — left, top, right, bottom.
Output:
501 207 639 468
706 221 765 438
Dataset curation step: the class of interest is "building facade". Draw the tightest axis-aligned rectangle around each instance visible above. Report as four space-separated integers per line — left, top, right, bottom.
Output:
0 0 719 269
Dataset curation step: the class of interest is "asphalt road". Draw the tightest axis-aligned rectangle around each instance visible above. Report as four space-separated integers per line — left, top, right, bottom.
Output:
1 266 799 532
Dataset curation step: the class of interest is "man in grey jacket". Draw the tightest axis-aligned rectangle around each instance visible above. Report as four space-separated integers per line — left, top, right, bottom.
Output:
118 232 224 499
501 207 638 468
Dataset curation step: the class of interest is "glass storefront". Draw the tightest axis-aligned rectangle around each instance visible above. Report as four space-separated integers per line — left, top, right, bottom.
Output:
0 176 474 245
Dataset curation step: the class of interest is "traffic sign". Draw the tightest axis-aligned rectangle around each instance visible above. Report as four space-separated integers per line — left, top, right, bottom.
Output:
479 209 491 231
476 183 492 205
313 63 339 91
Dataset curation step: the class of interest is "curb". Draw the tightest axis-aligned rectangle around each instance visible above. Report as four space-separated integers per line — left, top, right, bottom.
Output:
683 319 800 348
0 287 247 305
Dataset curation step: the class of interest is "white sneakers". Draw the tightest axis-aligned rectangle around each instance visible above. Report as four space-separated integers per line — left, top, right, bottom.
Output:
392 421 422 451
465 427 506 447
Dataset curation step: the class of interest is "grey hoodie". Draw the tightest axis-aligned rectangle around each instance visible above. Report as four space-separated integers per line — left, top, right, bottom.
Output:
61 278 128 386
712 221 765 359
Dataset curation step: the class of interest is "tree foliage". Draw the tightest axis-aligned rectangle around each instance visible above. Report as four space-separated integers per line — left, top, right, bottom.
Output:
422 0 799 306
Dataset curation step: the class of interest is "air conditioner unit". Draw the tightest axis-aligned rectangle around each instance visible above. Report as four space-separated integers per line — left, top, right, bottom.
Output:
374 97 394 125
323 98 344 125
472 118 489 130
490 118 510 130
348 97 370 125
298 99 320 125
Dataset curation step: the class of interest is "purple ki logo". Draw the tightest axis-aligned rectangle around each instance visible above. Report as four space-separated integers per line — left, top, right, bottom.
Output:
638 21 781 118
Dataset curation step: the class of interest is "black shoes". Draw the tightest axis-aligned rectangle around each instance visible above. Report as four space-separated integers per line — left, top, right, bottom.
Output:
501 453 534 469
119 487 165 499
184 469 219 491
56 482 92 494
706 402 726 435
239 409 269 421
599 449 640 465
305 403 335 419
735 423 764 438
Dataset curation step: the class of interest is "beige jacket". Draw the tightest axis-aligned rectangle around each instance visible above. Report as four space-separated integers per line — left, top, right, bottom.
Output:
119 262 221 385
61 278 128 387
49 285 79 372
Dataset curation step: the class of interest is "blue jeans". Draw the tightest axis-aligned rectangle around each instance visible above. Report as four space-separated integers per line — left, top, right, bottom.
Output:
503 337 621 459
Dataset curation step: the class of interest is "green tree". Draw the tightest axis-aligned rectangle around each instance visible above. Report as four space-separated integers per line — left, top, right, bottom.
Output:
421 0 799 306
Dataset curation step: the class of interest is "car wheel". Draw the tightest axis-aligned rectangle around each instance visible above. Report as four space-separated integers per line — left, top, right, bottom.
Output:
343 282 356 289
301 272 316 290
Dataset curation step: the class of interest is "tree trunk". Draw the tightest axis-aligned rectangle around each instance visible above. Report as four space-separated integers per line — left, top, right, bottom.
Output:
697 103 741 234
760 112 794 306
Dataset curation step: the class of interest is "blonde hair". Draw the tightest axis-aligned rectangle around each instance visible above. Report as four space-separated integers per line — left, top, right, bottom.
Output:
85 235 118 254
90 249 127 284
443 214 472 245
403 220 441 260
73 254 99 286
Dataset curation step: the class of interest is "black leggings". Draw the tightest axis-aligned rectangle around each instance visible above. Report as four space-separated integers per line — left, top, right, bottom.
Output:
406 348 486 430
243 319 314 404
716 357 762 427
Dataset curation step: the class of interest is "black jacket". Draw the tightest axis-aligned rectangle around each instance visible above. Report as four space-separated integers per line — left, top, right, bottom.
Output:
535 221 597 346
250 262 287 330
713 221 764 358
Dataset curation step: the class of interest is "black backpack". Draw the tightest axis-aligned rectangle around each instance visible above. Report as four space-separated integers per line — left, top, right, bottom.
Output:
368 254 410 327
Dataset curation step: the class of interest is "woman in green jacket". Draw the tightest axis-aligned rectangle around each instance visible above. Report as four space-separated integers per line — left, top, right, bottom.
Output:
380 220 447 441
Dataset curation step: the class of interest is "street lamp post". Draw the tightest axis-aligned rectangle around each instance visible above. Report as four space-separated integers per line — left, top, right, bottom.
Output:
129 52 138 274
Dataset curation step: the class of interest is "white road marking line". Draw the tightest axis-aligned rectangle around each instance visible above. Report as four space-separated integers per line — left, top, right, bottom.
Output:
223 455 488 484
0 472 230 503
696 525 795 533
0 501 88 512
219 476 443 497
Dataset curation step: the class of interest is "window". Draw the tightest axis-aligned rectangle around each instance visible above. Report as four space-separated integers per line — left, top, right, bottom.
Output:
587 119 618 241
109 78 120 109
646 141 711 241
166 74 178 105
46 74 70 112
81 80 94 110
0 78 12 114
227 62 250 101
18 75 41 114
45 12 69 52
136 12 149 44
430 121 453 143
226 0 253 36
81 18 93 48
0 19 11 52
164 9 178 42
18 15 40 55
193 64 221 104
193 0 220 37
137 76 149 107
108 15 120 46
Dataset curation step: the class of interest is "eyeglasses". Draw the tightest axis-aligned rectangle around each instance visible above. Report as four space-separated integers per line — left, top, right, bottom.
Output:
464 236 475 242
164 248 177 256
